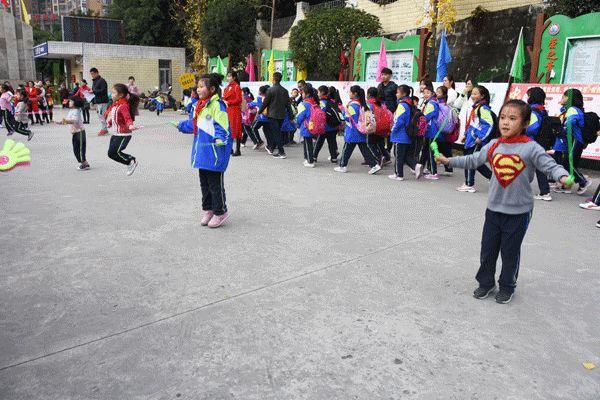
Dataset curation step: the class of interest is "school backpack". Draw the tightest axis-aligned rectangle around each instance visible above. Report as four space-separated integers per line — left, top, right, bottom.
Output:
323 99 344 127
477 106 500 140
534 110 556 150
437 103 459 134
444 119 460 143
305 102 327 135
403 101 427 138
373 103 393 136
582 112 600 144
351 102 376 135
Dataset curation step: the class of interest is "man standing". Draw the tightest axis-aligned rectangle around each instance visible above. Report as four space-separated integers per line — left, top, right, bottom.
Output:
377 67 398 156
258 72 292 159
90 68 109 136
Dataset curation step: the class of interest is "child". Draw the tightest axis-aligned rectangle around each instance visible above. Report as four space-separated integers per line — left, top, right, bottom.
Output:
436 100 570 304
334 85 380 175
456 85 493 192
296 84 320 168
104 84 140 176
553 89 593 196
388 84 416 181
191 73 232 228
281 106 297 146
415 83 440 179
25 81 43 125
525 87 552 201
241 87 257 146
58 96 89 170
75 79 92 124
249 85 270 150
1 84 33 140
313 85 340 163
366 87 391 165
14 90 33 139
435 85 454 176
223 71 243 156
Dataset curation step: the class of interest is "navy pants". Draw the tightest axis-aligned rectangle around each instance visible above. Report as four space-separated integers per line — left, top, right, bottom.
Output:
477 209 531 294
393 143 416 178
463 143 492 186
199 169 226 215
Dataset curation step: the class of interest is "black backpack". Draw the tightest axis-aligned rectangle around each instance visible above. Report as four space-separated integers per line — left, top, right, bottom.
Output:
477 106 499 139
402 101 427 139
534 110 555 150
582 112 600 144
323 100 343 127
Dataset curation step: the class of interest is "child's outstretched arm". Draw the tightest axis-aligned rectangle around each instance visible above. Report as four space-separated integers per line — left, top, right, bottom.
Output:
531 143 571 186
436 142 491 169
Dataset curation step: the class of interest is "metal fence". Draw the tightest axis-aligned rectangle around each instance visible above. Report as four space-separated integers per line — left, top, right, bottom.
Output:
61 16 124 44
309 0 347 12
259 15 297 38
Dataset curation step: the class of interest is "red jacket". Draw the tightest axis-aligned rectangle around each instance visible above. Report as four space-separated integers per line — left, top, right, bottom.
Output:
105 98 134 135
223 81 242 139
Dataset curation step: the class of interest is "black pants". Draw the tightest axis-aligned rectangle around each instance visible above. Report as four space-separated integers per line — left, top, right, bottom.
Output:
199 169 227 215
438 141 453 173
477 209 531 294
418 138 437 175
367 135 390 162
83 107 90 124
42 105 50 123
72 130 87 163
339 142 377 168
251 120 268 146
534 169 550 195
463 144 492 186
266 118 285 154
562 141 588 186
108 135 134 165
2 109 30 136
314 131 338 160
303 136 315 163
47 105 53 121
394 143 416 178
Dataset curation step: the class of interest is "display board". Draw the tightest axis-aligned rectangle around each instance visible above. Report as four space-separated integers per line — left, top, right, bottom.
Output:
563 36 600 84
364 50 413 82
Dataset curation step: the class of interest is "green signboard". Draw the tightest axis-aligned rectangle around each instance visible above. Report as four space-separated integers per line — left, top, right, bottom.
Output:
353 35 420 82
538 13 600 84
259 49 296 81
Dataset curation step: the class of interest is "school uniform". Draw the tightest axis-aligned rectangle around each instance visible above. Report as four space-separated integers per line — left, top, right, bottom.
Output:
418 98 440 174
191 94 232 216
367 98 391 163
562 106 588 187
296 98 318 163
526 104 551 196
249 96 270 147
462 102 494 186
390 97 416 177
339 101 378 168
313 97 339 162
449 136 569 294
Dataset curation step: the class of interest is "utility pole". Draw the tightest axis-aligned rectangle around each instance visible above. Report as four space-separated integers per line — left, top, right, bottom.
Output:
269 0 275 49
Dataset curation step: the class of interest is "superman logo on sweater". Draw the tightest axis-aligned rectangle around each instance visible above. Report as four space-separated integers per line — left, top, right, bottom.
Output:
491 154 526 188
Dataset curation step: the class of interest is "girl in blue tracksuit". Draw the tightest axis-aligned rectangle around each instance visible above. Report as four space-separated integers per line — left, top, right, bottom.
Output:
553 88 591 195
249 85 270 150
296 84 320 167
388 84 416 181
281 107 297 145
190 73 232 228
313 85 340 163
456 85 493 192
525 87 551 200
416 84 440 179
334 85 380 175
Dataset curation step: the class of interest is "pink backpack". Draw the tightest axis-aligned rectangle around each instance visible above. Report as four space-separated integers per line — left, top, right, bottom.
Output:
305 102 327 135
350 101 375 135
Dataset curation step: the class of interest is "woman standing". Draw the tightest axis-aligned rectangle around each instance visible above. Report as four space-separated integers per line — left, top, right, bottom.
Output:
25 81 42 125
223 71 243 156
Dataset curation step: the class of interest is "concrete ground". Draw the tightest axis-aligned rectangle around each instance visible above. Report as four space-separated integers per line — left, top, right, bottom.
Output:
1 108 598 400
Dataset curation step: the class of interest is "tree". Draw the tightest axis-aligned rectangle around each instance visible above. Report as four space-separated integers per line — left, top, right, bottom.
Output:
289 8 381 80
199 0 258 66
546 0 600 18
108 0 184 47
33 22 62 44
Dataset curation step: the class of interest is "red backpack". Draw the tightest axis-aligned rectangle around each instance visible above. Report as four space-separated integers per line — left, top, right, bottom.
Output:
373 103 393 136
305 101 327 135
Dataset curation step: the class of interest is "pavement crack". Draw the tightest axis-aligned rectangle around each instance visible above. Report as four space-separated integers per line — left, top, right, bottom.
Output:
0 214 481 373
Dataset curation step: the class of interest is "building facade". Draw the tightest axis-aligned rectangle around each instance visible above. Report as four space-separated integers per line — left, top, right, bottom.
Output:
0 4 36 80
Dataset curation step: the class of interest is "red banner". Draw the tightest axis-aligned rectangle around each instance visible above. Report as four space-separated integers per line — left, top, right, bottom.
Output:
507 83 600 160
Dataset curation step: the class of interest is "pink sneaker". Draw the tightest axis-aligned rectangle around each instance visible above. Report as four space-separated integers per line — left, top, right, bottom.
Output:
208 212 229 228
200 210 214 226
424 173 439 180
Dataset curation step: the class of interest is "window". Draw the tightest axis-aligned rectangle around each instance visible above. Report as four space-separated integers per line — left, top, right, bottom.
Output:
158 59 172 91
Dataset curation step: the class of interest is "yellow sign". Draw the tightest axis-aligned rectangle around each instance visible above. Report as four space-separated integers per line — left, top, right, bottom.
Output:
178 73 196 89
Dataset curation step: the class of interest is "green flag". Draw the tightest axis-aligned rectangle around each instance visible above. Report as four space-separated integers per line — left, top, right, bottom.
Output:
510 27 526 83
281 52 288 81
216 56 227 76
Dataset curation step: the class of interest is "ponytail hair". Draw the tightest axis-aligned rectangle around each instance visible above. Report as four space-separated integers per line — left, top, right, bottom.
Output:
367 87 381 106
199 73 224 98
113 83 139 120
474 84 491 104
303 83 319 104
564 88 584 109
398 84 413 98
350 85 368 111
328 86 342 104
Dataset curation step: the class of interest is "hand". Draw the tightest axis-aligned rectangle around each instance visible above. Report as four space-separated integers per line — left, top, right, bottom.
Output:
215 139 225 146
560 175 574 189
475 138 482 144
435 153 450 165
128 124 135 131
0 139 31 172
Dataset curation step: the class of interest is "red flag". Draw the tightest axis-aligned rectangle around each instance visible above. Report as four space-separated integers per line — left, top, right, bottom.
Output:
1 0 11 8
338 50 348 81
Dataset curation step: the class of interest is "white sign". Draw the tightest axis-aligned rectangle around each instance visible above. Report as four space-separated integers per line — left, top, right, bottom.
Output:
365 50 413 82
563 36 600 83
275 60 295 81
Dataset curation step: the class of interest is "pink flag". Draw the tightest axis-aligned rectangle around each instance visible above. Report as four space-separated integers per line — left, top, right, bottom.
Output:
245 54 256 82
376 38 388 82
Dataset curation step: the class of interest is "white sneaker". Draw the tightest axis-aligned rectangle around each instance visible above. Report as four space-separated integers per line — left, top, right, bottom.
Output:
303 160 315 168
534 194 552 201
456 184 476 193
577 180 593 195
553 186 572 194
126 160 138 176
334 166 347 173
388 174 404 181
368 164 382 175
415 163 423 179
579 201 600 211
441 170 453 176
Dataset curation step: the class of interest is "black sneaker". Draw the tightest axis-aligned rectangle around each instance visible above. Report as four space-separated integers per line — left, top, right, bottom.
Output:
495 290 514 304
596 220 600 228
273 152 287 159
473 286 495 299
